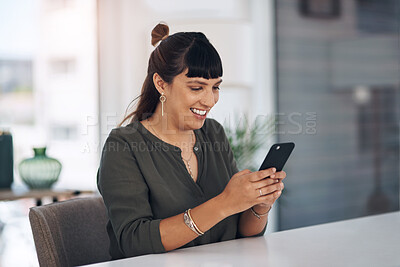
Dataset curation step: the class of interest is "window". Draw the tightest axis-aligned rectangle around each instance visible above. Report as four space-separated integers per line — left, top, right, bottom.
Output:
0 60 34 125
0 0 98 191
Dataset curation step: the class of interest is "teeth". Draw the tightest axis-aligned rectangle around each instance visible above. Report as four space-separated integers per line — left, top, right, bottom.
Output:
191 108 206 116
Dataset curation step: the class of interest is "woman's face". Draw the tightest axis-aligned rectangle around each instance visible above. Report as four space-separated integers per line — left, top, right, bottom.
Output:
164 69 222 131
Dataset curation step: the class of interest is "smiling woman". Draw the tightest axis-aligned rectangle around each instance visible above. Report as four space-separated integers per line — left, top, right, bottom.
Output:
97 23 285 259
146 70 221 132
119 23 223 127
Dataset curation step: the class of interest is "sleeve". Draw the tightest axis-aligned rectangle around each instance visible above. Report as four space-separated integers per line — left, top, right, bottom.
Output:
97 129 166 257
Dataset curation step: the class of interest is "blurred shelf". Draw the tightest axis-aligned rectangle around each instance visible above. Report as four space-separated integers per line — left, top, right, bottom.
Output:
0 189 95 206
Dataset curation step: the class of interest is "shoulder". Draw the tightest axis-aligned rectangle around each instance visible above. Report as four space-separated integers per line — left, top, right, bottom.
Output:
101 121 146 155
107 121 142 142
100 121 145 161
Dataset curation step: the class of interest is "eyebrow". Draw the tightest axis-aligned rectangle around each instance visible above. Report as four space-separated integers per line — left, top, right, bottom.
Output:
187 79 223 86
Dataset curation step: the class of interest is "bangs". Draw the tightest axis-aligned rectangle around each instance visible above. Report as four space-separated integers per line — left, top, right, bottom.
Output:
184 39 223 79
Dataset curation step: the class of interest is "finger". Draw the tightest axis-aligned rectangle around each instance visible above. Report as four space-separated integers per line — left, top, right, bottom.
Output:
259 182 284 196
258 190 282 202
273 171 286 180
256 191 281 206
250 167 276 182
252 177 276 188
267 170 286 180
257 195 280 208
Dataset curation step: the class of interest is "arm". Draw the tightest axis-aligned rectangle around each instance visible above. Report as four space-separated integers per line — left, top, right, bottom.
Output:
217 123 269 237
238 204 270 237
217 121 283 238
238 174 285 237
98 130 232 257
159 195 228 251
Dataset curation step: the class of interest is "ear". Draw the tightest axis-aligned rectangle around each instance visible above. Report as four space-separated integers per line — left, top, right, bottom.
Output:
153 73 167 94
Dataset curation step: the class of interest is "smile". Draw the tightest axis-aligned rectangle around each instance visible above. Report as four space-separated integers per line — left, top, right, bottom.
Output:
190 108 207 116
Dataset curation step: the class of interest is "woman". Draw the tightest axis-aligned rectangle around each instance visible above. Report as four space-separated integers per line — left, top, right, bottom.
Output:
97 23 286 259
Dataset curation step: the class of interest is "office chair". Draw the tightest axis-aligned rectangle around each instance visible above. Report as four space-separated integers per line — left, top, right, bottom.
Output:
29 196 111 267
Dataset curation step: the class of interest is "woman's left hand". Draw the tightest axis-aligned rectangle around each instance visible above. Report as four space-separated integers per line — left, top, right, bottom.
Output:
252 171 286 212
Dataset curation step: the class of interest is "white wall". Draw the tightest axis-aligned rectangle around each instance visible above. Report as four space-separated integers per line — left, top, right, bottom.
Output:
34 0 99 190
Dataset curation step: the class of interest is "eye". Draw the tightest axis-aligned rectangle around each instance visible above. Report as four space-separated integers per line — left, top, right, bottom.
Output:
190 87 202 91
213 86 220 90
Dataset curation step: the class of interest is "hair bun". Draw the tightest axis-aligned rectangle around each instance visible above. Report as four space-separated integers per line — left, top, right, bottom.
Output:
151 23 169 47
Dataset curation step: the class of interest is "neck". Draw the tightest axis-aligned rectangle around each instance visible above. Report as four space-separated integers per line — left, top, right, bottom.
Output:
146 109 193 146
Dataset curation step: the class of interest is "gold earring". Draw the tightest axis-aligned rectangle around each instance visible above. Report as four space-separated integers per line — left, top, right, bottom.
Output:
159 93 166 116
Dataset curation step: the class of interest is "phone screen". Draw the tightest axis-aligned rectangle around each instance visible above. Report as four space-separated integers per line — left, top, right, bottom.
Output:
259 142 295 172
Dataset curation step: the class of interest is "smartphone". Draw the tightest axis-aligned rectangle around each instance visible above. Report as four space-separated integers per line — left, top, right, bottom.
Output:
259 142 295 173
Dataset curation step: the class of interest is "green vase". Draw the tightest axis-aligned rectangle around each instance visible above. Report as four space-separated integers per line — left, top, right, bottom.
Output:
19 147 62 189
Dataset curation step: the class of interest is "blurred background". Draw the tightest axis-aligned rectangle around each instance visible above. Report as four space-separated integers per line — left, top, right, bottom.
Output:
0 0 399 266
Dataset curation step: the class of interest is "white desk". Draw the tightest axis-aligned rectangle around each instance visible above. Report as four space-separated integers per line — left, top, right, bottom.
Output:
86 212 400 267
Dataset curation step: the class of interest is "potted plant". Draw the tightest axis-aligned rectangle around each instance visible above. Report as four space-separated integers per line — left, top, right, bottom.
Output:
224 114 275 171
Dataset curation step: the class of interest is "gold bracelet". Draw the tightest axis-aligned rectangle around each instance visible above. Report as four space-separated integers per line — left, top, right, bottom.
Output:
250 206 271 219
183 209 204 236
187 209 204 235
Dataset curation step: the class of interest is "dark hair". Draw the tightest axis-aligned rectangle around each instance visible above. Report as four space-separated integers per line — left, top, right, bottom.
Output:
119 23 223 126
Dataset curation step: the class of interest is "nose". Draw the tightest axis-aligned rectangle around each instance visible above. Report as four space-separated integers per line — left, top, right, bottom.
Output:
200 88 217 108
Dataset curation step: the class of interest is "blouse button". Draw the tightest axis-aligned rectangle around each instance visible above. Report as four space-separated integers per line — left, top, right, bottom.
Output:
194 146 198 151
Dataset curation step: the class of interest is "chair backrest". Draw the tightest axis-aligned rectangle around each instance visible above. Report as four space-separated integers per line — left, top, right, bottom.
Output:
29 196 111 267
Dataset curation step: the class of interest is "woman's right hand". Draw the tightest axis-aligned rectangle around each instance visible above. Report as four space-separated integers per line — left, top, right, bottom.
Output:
219 168 283 216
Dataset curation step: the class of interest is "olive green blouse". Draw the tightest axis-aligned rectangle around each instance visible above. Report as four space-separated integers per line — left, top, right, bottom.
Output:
97 118 266 259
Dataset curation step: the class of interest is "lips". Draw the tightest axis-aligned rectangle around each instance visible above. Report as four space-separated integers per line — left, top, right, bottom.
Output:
190 108 207 116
